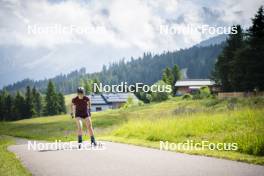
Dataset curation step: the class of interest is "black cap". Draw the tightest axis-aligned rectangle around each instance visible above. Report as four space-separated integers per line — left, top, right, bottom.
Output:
77 87 85 94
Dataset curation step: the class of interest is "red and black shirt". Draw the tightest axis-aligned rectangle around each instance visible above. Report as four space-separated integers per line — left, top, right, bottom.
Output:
72 96 90 117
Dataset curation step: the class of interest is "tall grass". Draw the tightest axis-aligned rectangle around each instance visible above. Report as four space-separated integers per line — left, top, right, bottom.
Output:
113 108 264 156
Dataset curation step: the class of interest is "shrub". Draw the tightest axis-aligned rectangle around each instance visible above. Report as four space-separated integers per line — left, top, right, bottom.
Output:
122 96 135 109
193 86 211 99
146 94 152 102
182 93 192 100
151 80 170 102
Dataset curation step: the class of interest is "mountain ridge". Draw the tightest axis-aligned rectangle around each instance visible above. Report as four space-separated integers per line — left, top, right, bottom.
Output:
2 36 227 94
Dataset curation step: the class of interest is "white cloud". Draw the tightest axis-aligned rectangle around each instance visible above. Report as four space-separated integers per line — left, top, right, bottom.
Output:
0 0 263 87
211 0 264 27
2 0 262 50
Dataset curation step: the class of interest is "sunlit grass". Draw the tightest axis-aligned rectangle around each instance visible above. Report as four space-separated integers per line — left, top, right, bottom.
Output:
0 96 264 164
0 136 31 176
112 108 264 156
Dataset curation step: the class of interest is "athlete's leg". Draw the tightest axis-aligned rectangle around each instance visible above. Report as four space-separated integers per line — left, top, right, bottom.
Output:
84 117 97 145
84 117 94 136
75 117 83 135
75 117 83 146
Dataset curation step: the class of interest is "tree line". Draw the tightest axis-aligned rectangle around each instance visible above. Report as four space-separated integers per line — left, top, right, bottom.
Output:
0 81 66 121
3 43 224 95
135 64 181 103
213 6 264 92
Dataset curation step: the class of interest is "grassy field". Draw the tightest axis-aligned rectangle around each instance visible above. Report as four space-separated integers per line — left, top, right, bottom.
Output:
0 96 264 165
0 136 31 176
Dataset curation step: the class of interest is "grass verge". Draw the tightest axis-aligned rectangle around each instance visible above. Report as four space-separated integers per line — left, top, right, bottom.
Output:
100 108 264 165
0 136 31 176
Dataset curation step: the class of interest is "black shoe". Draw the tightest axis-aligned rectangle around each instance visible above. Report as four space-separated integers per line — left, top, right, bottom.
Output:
78 135 82 149
91 136 97 146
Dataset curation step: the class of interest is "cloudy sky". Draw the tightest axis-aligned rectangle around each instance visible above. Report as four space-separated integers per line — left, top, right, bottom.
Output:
0 0 263 87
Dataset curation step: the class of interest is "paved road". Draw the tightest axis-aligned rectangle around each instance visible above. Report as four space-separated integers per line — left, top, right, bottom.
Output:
9 140 264 176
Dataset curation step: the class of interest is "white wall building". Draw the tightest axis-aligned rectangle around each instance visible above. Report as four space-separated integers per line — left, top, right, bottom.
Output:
88 93 137 112
175 79 216 95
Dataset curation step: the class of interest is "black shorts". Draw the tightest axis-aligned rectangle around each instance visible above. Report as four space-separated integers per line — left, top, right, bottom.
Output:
75 110 91 119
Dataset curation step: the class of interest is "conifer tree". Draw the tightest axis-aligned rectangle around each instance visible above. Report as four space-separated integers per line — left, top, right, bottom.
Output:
45 81 58 115
14 91 26 120
172 64 181 95
57 93 66 114
32 87 42 116
214 25 244 91
246 6 264 90
25 86 35 117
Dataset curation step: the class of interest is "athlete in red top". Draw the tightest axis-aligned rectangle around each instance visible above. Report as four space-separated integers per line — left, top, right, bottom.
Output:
71 87 97 147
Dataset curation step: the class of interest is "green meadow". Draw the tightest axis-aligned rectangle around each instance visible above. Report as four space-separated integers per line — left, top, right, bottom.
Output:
0 136 31 176
0 96 264 165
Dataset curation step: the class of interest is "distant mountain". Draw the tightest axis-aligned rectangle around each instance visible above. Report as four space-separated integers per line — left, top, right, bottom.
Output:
3 42 225 94
195 34 228 47
99 44 225 85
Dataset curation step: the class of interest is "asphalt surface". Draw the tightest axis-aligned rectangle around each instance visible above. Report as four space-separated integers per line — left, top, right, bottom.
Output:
8 140 264 176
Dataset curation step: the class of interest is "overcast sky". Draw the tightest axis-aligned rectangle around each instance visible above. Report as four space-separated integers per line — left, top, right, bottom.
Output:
0 0 263 88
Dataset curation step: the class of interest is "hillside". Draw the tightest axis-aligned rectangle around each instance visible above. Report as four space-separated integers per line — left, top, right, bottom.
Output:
3 43 225 94
195 34 227 47
0 96 263 165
